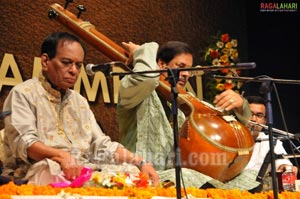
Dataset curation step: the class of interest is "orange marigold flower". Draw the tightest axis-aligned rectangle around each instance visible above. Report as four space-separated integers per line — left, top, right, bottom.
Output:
224 82 234 90
221 47 230 55
220 54 229 65
225 41 233 49
133 173 150 188
231 49 239 59
1 182 300 199
0 194 12 199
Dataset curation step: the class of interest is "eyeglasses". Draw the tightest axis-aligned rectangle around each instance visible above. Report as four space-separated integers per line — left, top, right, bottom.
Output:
251 112 265 119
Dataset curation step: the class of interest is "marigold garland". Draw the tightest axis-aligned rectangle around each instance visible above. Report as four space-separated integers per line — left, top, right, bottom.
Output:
1 182 300 199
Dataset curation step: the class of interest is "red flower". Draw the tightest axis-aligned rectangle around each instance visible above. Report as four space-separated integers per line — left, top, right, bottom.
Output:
209 49 219 59
221 33 230 43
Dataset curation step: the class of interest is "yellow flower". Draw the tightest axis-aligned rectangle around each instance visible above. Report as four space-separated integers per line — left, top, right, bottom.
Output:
91 172 102 183
216 83 225 91
220 54 230 65
231 49 239 59
225 41 233 49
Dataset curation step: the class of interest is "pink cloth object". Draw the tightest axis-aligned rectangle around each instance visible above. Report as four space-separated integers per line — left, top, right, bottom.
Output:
50 166 93 188
50 181 70 188
70 166 93 187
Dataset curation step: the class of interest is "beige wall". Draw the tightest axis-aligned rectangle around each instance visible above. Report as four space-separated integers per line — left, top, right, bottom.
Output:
0 0 247 141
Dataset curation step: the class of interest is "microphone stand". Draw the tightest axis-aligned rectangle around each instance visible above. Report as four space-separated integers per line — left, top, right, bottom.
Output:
108 62 256 77
213 76 300 199
166 68 182 199
262 81 278 199
96 62 255 199
213 75 300 85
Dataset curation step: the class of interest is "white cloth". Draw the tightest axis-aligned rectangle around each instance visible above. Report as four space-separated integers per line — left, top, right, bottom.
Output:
245 132 292 171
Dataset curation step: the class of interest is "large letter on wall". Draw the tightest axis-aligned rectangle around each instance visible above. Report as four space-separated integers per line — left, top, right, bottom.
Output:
32 57 42 78
74 66 110 103
0 53 23 91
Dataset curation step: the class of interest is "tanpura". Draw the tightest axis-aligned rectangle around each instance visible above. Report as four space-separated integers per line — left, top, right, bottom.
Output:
48 2 254 182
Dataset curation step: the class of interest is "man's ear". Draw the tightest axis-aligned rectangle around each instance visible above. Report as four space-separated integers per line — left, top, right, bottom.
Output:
157 59 167 69
41 53 49 69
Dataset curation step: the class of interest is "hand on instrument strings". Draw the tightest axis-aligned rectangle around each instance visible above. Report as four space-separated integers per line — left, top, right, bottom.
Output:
122 41 140 66
213 89 244 113
52 150 83 181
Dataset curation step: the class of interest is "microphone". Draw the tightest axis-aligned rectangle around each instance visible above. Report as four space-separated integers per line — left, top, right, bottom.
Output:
85 62 114 76
85 61 125 76
248 120 298 138
259 81 271 94
235 62 256 68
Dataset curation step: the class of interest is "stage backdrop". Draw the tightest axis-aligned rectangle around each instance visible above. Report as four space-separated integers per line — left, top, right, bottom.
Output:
0 0 248 141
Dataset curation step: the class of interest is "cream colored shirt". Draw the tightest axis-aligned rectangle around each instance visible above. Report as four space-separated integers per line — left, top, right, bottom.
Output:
2 73 120 180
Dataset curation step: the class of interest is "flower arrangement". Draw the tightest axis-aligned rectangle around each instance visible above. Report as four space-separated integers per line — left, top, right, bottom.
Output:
85 171 150 189
203 32 243 103
0 181 300 199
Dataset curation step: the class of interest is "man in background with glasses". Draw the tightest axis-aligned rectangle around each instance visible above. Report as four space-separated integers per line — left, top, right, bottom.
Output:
245 95 297 191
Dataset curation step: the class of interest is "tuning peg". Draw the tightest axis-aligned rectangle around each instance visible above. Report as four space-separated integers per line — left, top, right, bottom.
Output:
77 5 86 18
48 9 58 19
64 0 74 9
